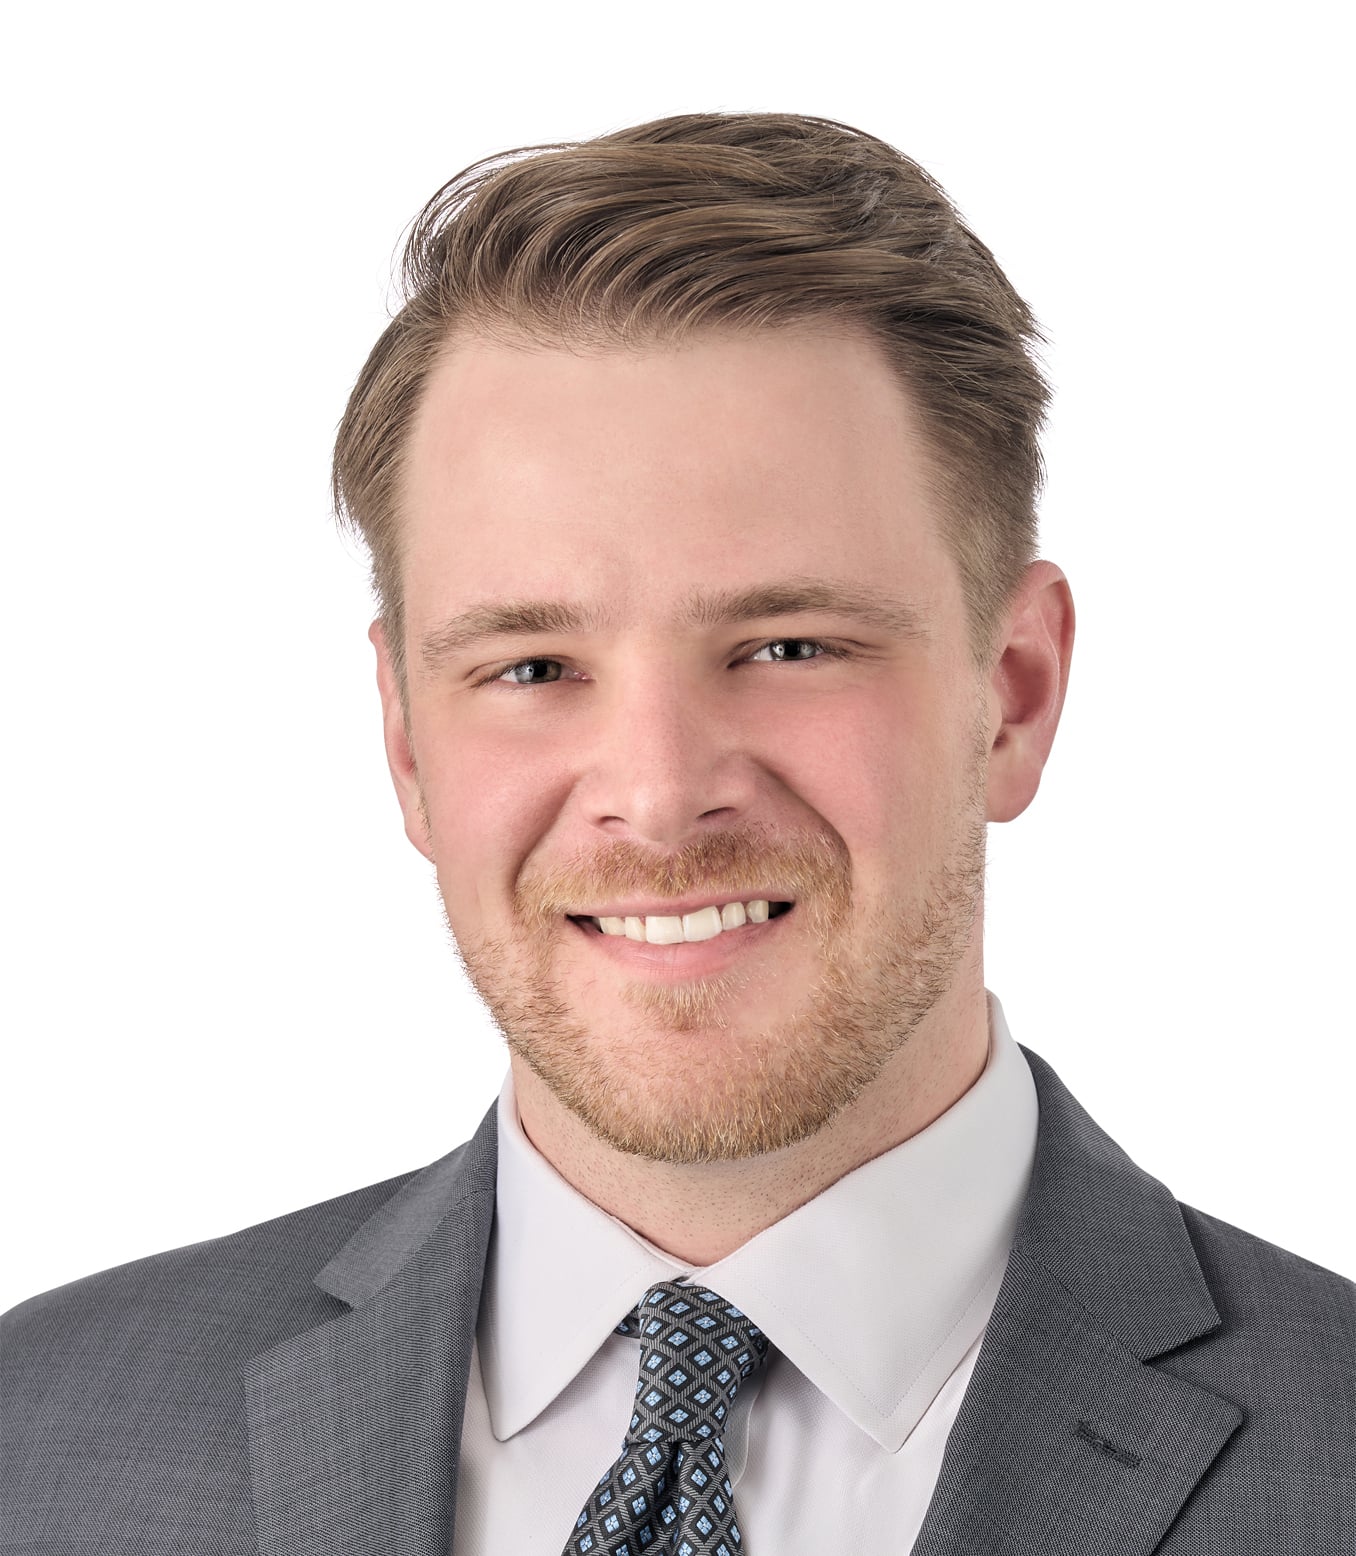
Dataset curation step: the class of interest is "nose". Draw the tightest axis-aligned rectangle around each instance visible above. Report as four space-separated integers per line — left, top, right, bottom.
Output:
577 671 757 849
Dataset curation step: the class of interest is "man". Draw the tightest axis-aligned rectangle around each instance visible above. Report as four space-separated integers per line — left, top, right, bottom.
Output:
2 112 1351 1554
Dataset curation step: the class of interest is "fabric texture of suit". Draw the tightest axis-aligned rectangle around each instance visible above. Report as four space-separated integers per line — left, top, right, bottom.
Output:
3 1047 1353 1554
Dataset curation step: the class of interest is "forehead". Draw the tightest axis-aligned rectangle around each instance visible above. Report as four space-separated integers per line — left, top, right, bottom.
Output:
399 326 960 634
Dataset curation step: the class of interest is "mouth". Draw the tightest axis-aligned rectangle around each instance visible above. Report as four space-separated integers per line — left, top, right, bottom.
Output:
567 898 795 946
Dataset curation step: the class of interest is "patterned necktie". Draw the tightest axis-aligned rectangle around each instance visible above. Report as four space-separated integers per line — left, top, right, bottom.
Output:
563 1280 771 1556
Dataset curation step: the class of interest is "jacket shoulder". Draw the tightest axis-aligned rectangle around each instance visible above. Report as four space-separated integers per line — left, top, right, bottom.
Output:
3 1166 419 1357
1177 1200 1356 1373
1 1166 419 1549
1157 1204 1355 1549
1018 1045 1354 1549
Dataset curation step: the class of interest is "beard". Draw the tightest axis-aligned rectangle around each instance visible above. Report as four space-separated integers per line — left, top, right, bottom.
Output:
448 731 989 1166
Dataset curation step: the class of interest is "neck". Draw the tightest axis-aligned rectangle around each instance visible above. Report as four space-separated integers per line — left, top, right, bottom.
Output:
510 968 991 1266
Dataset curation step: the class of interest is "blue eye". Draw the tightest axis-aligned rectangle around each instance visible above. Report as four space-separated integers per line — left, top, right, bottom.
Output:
496 658 564 684
748 639 827 663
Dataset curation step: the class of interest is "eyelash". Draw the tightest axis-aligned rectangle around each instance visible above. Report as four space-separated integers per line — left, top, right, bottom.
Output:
477 638 850 687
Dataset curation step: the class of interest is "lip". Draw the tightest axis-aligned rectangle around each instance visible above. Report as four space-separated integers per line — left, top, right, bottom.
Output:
567 902 793 978
568 892 792 919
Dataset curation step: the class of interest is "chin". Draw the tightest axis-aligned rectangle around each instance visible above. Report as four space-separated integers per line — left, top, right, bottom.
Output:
504 986 892 1166
537 1053 854 1165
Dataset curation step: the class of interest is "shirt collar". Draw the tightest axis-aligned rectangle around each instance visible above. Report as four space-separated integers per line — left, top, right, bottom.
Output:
478 1102 683 1443
480 991 1037 1451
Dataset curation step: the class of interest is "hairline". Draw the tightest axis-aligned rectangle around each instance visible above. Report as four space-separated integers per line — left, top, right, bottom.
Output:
385 317 1015 715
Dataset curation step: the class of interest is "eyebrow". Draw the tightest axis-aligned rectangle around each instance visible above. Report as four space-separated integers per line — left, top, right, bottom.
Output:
419 577 930 675
420 600 607 673
684 579 930 638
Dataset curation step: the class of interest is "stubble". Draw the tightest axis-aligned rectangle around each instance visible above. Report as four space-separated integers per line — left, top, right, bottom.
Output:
450 733 989 1165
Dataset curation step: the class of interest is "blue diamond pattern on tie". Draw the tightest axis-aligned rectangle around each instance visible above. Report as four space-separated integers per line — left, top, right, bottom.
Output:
562 1280 770 1556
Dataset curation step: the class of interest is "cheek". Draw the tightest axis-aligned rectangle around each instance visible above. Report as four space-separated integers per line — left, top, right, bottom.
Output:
760 686 967 885
418 722 575 916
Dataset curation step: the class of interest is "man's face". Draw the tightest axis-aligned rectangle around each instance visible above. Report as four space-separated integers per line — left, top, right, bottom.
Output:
383 327 1000 1164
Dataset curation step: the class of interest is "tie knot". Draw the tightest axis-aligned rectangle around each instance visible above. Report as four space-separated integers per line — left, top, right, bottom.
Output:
617 1280 770 1447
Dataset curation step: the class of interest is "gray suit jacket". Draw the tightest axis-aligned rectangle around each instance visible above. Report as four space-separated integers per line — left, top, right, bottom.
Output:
3 1048 1353 1553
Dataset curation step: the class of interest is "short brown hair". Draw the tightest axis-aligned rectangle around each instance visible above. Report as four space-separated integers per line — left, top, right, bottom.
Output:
333 112 1048 703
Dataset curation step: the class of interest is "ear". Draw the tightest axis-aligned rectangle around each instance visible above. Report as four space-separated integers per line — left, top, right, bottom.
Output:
370 619 435 862
984 561 1075 823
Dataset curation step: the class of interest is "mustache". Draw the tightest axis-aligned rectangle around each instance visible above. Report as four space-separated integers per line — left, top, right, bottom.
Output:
514 824 852 928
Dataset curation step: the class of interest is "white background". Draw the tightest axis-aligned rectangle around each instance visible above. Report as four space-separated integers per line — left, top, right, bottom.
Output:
3 0 1351 1315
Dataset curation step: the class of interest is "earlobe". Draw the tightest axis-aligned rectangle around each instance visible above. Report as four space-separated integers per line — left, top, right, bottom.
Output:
370 619 435 862
984 562 1075 823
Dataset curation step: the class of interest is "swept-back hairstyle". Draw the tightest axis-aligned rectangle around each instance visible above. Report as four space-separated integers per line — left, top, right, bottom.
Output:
333 112 1048 702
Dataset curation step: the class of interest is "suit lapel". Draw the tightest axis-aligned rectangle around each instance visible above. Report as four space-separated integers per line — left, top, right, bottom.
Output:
241 1048 1246 1555
245 1108 497 1556
912 1246 1241 1555
912 1049 1243 1556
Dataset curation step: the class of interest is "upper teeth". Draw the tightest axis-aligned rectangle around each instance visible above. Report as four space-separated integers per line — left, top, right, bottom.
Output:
593 900 773 944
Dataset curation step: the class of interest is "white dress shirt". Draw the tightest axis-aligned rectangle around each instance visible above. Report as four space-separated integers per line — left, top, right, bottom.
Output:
452 991 1038 1553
